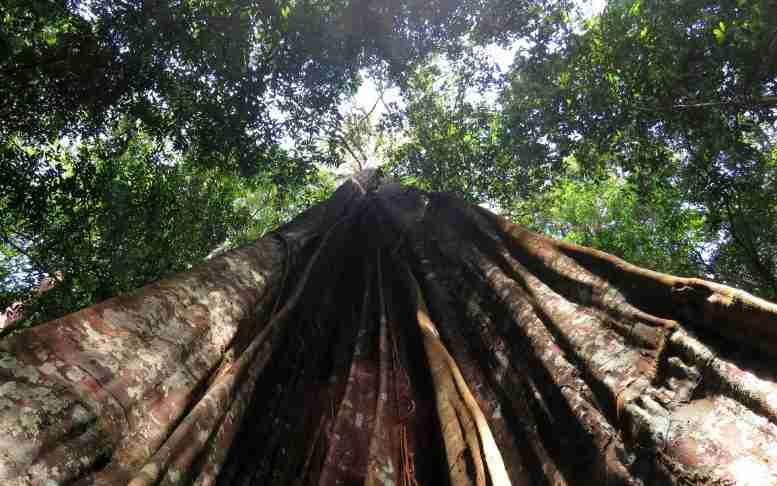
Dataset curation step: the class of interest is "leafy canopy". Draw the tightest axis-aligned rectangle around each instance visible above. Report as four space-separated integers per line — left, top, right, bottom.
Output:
1 0 556 326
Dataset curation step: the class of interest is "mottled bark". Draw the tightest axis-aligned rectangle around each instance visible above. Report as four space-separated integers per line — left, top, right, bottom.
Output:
2 172 777 485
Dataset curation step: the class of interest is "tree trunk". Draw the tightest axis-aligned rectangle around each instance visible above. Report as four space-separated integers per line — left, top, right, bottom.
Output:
2 171 777 485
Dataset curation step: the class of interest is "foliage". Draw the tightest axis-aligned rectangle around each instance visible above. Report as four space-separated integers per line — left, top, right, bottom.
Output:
4 0 777 329
0 127 249 323
497 0 777 298
0 123 341 326
229 165 337 246
0 0 562 176
510 166 707 276
706 145 777 296
503 0 777 171
387 61 555 209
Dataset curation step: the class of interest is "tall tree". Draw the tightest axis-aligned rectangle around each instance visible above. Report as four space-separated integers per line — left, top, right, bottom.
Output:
1 0 566 326
2 173 777 485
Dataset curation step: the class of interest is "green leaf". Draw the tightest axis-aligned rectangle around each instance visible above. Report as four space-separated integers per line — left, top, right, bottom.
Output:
713 28 725 44
44 32 57 46
628 0 641 16
713 21 726 44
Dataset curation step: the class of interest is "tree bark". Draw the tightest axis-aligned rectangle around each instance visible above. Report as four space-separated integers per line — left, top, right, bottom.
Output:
2 172 777 485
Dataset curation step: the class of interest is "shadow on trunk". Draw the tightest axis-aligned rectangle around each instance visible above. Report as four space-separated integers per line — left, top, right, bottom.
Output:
2 171 777 485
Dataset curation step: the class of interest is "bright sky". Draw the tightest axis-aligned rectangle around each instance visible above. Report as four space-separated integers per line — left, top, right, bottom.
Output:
582 0 607 18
